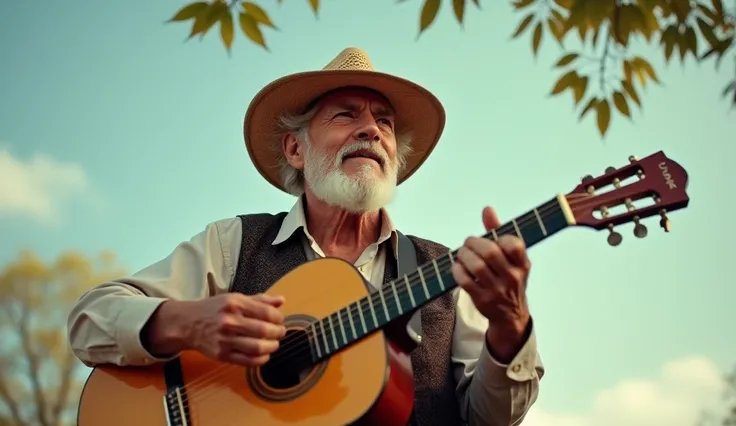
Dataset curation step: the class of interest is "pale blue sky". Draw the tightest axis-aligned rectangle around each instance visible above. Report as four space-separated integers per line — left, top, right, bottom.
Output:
1 0 734 424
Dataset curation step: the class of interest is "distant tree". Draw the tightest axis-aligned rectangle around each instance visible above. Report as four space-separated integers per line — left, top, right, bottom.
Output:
0 251 125 426
164 0 735 138
697 364 736 426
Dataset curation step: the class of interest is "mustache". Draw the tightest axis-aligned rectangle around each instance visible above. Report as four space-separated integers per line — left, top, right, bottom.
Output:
337 141 390 167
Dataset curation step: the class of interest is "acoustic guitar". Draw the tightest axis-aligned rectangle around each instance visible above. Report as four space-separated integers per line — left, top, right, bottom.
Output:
76 151 690 426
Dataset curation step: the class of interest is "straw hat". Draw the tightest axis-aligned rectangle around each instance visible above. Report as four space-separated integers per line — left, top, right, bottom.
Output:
242 47 446 194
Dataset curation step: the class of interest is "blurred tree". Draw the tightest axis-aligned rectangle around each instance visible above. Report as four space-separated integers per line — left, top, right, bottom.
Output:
165 0 735 137
0 251 125 426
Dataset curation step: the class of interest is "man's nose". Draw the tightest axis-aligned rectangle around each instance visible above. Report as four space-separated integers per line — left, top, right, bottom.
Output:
353 117 381 142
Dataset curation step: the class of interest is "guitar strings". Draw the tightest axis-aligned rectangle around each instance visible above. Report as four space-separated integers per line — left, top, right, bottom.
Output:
172 194 598 407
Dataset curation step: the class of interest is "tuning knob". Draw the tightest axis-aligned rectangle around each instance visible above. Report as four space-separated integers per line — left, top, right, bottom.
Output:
581 174 594 183
629 155 638 163
605 166 616 174
607 224 622 246
659 210 671 232
633 216 648 238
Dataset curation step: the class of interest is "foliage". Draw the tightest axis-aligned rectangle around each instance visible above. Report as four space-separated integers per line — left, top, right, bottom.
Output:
166 0 735 137
0 251 125 426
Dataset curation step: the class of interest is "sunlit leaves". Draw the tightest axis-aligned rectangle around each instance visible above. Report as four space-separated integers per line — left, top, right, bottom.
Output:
453 0 466 26
418 0 441 37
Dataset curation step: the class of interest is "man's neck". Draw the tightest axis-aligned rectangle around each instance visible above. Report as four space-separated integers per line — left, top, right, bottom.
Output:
302 191 382 259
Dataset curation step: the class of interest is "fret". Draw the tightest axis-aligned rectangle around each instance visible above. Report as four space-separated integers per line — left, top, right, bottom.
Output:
346 304 357 339
390 280 403 315
355 301 367 334
318 320 330 353
403 274 416 307
432 259 445 291
336 310 348 344
378 288 390 322
417 267 430 300
367 297 378 329
309 324 322 359
490 228 499 240
511 218 524 243
533 208 548 236
327 314 338 349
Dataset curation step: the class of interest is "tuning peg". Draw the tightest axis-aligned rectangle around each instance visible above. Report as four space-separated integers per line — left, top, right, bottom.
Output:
605 166 616 174
581 174 594 183
607 224 622 246
633 216 648 238
659 209 671 232
629 155 639 163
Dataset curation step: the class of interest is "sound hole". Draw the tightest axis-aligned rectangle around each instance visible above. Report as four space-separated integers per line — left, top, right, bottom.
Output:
246 314 329 402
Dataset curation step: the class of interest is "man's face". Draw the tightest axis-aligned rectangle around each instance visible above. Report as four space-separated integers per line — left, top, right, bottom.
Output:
288 87 405 213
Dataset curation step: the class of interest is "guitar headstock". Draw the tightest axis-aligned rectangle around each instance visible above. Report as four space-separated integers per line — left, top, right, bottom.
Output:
565 151 690 246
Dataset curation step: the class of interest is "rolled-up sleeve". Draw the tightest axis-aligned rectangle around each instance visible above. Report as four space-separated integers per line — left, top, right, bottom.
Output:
66 218 242 367
452 289 544 426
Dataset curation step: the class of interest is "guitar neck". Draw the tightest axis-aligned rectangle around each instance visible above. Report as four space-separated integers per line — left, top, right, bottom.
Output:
307 194 576 362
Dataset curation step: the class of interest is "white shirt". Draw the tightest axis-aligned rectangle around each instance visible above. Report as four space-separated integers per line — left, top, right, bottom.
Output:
67 197 544 425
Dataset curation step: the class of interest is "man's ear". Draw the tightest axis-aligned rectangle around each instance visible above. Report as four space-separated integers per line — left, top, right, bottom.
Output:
282 132 305 171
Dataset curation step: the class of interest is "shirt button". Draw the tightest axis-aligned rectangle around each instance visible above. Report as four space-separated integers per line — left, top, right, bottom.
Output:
511 364 521 373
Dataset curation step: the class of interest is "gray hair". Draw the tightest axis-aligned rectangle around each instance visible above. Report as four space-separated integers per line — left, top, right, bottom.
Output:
274 106 414 196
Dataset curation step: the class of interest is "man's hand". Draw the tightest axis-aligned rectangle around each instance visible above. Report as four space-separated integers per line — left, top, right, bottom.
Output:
145 293 287 367
451 206 532 362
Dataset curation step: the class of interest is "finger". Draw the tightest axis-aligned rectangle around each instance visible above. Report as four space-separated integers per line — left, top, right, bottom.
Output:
497 236 530 269
456 243 496 284
228 336 280 357
239 318 287 339
251 293 286 307
482 206 501 232
241 299 285 324
465 237 510 282
227 353 270 367
451 262 484 299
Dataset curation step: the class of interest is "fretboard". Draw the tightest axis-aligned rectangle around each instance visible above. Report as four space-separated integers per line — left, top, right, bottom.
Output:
306 194 574 362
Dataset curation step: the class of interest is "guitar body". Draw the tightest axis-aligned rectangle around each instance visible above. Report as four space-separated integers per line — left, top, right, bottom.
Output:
77 258 416 426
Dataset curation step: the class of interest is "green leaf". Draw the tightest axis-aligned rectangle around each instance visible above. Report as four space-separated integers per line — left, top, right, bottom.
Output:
612 91 630 117
453 0 466 25
596 99 611 136
531 22 543 55
512 14 534 38
219 11 235 52
554 53 578 67
621 80 641 107
239 12 267 49
243 2 276 28
169 2 208 22
419 0 441 36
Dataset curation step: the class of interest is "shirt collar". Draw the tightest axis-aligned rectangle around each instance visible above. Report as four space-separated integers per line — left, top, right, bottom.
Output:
271 195 399 257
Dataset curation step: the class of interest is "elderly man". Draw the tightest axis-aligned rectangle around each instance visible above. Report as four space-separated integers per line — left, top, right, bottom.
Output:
68 47 544 426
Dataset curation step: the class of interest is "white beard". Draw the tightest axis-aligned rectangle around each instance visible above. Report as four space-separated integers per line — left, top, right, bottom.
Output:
302 139 399 214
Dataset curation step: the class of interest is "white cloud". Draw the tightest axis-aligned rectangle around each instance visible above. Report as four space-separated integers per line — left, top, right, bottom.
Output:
0 147 88 224
524 356 729 426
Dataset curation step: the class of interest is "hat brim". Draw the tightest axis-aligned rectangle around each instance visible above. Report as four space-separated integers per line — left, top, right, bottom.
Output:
243 69 446 194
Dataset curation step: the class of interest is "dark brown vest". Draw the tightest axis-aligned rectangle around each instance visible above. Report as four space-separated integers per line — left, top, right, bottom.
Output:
229 212 463 426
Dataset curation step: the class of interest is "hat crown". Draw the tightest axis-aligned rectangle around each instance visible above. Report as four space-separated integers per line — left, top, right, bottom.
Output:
322 47 375 72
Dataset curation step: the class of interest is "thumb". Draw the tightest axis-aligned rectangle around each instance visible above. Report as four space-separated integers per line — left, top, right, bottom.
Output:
251 293 285 307
482 206 501 232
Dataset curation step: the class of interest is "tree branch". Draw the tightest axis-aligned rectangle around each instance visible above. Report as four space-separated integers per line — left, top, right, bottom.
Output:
0 370 25 426
18 306 50 426
49 349 78 425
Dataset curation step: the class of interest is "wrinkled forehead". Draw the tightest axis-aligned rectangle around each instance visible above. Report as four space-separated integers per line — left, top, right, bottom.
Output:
304 87 396 116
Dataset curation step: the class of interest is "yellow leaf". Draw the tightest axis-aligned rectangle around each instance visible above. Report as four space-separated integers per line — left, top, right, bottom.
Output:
189 2 225 39
572 76 588 104
513 0 535 9
239 12 267 49
532 22 543 55
169 2 208 22
684 26 698 57
712 0 723 17
472 0 481 8
219 11 234 51
696 17 719 47
660 25 677 62
621 80 641 107
670 0 691 22
612 91 630 117
554 53 578 67
308 0 319 15
554 0 573 9
631 56 659 84
419 0 441 35
595 99 611 136
623 60 633 83
243 2 276 28
579 97 599 120
453 0 466 24
550 70 578 95
512 14 534 38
